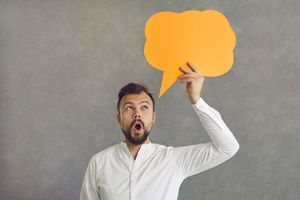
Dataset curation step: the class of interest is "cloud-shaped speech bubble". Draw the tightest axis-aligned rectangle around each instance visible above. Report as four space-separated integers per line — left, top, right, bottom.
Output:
144 10 236 98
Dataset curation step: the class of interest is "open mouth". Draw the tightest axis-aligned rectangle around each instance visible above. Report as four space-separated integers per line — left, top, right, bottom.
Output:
135 123 142 130
133 121 143 132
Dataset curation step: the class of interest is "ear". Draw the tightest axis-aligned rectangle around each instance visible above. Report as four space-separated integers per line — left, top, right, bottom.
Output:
117 112 120 123
152 111 156 123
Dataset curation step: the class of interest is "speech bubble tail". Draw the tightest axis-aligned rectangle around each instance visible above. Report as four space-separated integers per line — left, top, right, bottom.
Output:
159 71 177 98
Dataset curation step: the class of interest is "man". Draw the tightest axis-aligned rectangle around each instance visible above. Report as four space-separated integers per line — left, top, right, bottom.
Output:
80 62 240 200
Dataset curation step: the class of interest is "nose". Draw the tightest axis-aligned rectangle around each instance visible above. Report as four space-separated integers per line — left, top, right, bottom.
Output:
133 110 141 119
134 114 141 119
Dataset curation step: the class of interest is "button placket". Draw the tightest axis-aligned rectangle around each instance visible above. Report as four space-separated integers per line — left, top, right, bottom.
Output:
130 154 140 200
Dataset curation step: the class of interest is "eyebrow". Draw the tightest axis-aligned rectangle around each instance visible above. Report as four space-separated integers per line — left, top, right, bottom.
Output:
123 101 150 107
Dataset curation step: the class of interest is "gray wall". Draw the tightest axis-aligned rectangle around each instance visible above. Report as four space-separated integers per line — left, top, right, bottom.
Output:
0 0 299 199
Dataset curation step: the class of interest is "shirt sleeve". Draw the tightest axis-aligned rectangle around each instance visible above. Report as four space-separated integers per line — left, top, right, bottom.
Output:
80 155 101 200
171 97 240 180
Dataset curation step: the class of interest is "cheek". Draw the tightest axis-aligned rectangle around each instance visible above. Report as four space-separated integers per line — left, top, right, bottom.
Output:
145 114 155 125
120 114 131 126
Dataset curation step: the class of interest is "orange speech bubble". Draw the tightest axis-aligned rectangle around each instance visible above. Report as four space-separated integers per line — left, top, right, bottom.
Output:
144 10 236 98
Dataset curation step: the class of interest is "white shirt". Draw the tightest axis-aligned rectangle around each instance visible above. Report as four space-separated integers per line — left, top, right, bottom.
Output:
80 97 240 200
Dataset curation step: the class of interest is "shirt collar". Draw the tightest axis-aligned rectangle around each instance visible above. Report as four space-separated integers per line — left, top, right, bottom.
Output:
120 140 152 152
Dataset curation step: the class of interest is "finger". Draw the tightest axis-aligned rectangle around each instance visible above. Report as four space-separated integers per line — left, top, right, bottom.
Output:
180 79 193 84
187 62 200 74
179 66 193 74
179 78 194 83
178 73 197 79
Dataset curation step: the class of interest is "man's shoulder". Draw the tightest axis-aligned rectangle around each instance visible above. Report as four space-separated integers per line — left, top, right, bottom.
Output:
91 143 120 161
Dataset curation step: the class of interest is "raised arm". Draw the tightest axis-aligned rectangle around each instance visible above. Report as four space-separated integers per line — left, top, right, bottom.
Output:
172 62 239 179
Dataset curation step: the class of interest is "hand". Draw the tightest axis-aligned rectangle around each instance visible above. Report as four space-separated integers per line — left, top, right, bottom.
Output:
177 62 205 104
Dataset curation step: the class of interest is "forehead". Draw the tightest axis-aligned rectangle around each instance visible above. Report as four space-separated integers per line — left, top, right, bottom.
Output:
121 92 153 106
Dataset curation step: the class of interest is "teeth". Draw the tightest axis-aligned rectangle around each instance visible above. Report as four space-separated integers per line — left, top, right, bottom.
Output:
135 122 141 126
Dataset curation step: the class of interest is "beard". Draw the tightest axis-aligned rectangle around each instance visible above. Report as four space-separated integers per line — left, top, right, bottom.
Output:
121 120 153 145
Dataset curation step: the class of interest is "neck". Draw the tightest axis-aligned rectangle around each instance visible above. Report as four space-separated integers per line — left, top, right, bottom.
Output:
123 138 150 160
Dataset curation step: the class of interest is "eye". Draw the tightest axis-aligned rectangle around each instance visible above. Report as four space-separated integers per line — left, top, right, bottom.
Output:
142 105 149 109
125 106 133 110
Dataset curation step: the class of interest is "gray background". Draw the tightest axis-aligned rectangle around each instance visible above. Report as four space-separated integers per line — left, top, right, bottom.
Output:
0 0 299 199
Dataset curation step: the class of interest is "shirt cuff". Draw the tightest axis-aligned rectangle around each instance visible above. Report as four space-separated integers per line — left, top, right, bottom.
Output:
191 97 210 111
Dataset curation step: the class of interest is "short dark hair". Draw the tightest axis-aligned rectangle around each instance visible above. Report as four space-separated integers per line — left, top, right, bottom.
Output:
117 83 155 113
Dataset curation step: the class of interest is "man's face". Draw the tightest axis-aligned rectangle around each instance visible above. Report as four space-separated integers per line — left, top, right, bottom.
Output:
117 92 156 145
